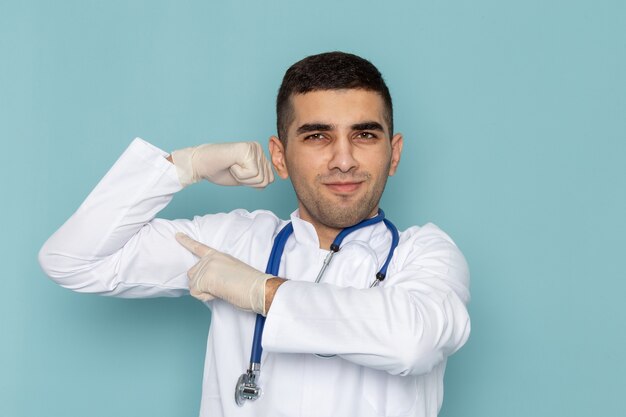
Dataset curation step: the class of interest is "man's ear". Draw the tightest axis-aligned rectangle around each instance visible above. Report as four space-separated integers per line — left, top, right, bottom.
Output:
388 133 404 176
269 136 289 179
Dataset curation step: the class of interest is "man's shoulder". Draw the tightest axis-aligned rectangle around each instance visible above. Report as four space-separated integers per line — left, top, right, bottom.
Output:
399 222 457 245
396 222 467 268
394 222 470 297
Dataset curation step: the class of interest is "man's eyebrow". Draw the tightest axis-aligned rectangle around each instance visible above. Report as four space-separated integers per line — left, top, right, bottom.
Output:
296 123 334 134
351 122 385 131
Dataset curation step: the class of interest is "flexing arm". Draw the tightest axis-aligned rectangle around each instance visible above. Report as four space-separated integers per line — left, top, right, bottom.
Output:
38 138 273 297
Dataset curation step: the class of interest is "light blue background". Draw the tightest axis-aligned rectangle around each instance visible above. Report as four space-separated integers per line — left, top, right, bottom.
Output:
1 1 624 416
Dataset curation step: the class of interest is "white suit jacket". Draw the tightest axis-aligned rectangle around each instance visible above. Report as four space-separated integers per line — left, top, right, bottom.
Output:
39 138 471 417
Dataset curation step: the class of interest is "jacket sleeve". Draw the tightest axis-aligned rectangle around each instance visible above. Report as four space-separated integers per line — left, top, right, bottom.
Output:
261 224 471 376
38 138 202 298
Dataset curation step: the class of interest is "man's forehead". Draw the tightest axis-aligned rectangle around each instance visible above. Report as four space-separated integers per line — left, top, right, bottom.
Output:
289 89 387 125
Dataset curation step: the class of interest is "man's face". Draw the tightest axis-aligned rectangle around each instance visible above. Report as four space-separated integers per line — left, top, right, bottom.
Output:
270 89 403 231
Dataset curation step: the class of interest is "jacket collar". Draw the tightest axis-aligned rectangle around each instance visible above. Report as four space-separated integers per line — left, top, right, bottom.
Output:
288 209 392 256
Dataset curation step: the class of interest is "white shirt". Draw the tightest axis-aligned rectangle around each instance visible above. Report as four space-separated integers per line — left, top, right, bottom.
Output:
39 138 471 417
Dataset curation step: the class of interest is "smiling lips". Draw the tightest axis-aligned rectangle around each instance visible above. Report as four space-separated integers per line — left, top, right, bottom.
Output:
324 181 364 194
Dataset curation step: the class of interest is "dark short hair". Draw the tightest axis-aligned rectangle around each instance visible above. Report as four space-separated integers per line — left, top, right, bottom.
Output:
276 51 393 144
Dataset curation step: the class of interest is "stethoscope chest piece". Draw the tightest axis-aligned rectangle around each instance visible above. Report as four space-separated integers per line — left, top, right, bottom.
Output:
235 366 262 406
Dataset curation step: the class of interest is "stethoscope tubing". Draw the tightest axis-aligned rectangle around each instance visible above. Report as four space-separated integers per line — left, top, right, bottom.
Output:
249 210 398 365
250 222 294 365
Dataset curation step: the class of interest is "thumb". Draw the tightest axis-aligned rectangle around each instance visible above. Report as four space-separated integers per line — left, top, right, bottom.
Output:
175 232 214 257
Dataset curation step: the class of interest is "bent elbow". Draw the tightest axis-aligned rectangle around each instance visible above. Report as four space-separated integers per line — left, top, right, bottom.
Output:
401 301 471 376
38 239 62 282
38 238 109 293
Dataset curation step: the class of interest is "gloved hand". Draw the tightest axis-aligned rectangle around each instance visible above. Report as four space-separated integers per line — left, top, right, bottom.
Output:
171 142 274 188
176 233 273 315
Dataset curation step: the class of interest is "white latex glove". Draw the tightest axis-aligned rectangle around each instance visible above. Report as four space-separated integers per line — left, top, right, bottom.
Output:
171 142 274 187
176 233 272 315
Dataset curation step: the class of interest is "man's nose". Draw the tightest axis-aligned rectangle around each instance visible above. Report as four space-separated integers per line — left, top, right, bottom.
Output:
328 137 358 173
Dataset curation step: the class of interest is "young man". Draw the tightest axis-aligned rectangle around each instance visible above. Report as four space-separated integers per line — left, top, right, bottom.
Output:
39 52 470 417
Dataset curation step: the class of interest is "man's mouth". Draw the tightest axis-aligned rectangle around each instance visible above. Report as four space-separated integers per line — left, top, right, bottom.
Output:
323 181 364 194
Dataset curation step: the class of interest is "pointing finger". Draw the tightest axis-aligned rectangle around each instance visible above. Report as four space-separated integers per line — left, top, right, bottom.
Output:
175 232 214 257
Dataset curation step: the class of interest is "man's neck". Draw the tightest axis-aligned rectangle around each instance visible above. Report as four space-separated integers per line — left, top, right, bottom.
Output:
297 206 380 251
316 225 342 251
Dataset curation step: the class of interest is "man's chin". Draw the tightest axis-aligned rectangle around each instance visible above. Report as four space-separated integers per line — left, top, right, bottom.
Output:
316 203 379 229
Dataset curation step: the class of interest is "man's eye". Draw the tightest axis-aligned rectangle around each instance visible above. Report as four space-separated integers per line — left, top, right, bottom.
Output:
304 133 326 141
357 132 377 140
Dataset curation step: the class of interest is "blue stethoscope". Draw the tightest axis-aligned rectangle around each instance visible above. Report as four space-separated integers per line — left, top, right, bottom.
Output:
235 209 400 406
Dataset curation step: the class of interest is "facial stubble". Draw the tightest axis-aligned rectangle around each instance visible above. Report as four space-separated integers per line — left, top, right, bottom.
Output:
289 159 392 229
